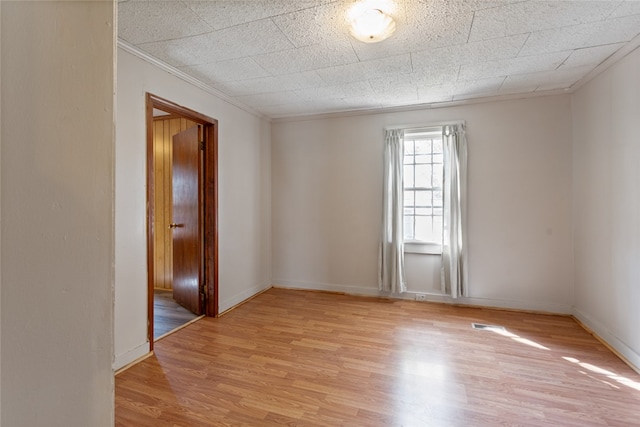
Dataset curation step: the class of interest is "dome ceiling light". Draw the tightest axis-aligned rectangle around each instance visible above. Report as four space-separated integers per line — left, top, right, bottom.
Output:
349 5 396 43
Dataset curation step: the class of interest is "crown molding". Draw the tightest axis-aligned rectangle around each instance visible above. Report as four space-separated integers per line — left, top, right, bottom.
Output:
117 39 266 120
119 32 640 124
270 88 569 123
571 33 640 93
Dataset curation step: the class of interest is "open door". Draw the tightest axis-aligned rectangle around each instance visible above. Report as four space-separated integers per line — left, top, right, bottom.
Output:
170 125 203 315
146 93 218 349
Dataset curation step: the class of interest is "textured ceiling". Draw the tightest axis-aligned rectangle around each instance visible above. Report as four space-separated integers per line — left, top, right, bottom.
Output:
118 0 640 118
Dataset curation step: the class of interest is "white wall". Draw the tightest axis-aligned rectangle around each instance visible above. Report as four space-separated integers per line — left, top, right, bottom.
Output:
115 49 271 369
0 1 3 420
1 2 115 426
272 95 574 313
572 46 640 369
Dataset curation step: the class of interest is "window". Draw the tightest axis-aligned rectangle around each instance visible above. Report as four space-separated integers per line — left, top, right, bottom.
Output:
403 128 443 252
382 123 467 294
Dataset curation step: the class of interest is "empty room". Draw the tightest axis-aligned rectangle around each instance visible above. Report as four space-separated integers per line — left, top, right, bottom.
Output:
1 1 639 426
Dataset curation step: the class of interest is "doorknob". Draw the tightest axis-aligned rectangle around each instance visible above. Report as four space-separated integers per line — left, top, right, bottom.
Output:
168 223 184 229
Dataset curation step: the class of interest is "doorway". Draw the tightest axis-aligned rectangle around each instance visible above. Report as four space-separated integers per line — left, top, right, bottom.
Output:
146 93 218 348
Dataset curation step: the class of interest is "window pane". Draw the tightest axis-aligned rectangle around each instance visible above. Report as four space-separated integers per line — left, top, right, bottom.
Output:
434 191 443 207
414 154 430 164
415 139 431 154
415 165 432 187
419 217 443 243
403 132 445 244
403 215 414 240
415 216 432 242
404 140 414 155
404 191 414 207
433 216 443 241
415 190 430 207
433 164 443 188
403 165 414 187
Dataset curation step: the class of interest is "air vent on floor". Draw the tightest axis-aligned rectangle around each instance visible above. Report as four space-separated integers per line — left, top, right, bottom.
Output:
472 323 505 331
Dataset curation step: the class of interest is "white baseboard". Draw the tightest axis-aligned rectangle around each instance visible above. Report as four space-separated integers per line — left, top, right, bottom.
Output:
219 282 271 313
452 295 572 314
113 282 638 376
114 342 150 371
573 307 640 374
273 279 391 298
272 279 573 314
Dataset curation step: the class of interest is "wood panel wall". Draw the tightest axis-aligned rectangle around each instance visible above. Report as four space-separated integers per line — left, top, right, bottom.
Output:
153 117 197 290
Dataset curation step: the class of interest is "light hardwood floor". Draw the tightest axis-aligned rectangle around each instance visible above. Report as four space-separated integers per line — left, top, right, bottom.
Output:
116 288 640 426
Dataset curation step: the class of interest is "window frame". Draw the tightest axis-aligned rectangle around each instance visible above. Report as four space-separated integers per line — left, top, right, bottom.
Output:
401 126 444 255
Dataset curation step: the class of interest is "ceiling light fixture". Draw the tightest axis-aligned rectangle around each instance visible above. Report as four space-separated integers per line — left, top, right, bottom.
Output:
350 8 396 43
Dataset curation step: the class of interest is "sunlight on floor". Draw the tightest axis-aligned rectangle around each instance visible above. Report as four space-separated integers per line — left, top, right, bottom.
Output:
401 359 447 380
482 326 640 392
485 326 551 350
394 357 453 426
392 328 458 425
562 356 640 391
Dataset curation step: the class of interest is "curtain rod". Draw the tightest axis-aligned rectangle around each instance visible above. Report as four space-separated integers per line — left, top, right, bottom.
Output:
384 120 465 131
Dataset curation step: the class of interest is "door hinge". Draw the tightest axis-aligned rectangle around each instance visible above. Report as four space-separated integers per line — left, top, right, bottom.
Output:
200 286 206 307
199 141 205 150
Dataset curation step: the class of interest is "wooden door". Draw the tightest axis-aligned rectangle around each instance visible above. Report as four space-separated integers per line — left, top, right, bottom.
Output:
153 117 197 291
170 125 202 315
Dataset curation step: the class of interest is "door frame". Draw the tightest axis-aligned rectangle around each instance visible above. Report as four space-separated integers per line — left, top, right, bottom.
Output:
146 93 219 349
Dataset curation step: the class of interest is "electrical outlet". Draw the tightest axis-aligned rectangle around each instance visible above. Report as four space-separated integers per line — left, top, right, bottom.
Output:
415 293 427 301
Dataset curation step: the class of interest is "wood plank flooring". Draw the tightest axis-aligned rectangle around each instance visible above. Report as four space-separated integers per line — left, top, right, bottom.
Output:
117 288 640 426
154 289 199 339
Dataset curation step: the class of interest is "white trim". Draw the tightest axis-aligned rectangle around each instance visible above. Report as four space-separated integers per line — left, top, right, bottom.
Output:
403 127 444 138
117 39 265 120
571 34 640 93
274 279 394 298
272 280 573 314
114 342 150 371
118 35 640 123
271 89 568 122
385 121 464 132
219 282 272 313
451 295 572 314
573 307 640 374
404 241 441 255
114 352 154 376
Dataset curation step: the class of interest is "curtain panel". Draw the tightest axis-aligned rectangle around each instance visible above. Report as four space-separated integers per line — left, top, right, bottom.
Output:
441 124 468 298
379 129 407 293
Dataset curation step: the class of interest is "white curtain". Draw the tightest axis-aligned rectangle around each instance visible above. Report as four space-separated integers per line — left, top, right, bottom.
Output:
441 124 468 298
379 129 406 293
